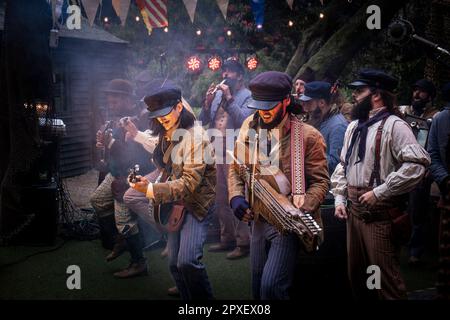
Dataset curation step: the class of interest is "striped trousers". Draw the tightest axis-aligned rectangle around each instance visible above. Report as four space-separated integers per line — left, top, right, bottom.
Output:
347 209 407 300
168 210 214 300
251 218 299 300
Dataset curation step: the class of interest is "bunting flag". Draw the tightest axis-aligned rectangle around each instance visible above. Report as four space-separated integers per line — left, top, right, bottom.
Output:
287 0 294 10
136 0 169 34
81 0 101 26
216 0 229 20
251 0 265 27
112 0 131 26
182 0 198 23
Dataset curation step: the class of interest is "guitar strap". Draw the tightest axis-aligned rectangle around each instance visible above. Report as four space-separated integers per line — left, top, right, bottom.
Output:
290 115 306 196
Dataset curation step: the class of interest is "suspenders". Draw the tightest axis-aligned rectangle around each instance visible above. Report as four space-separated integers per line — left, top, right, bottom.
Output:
369 117 388 187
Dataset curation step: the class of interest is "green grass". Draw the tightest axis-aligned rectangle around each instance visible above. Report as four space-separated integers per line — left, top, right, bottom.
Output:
0 239 438 300
0 239 252 300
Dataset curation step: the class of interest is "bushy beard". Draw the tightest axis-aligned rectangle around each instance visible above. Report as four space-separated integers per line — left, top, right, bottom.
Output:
412 98 427 115
260 109 285 130
307 107 323 129
351 94 372 121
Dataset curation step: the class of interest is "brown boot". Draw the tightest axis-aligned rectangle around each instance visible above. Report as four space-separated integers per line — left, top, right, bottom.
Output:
167 286 180 297
106 234 127 262
113 260 148 278
226 246 250 260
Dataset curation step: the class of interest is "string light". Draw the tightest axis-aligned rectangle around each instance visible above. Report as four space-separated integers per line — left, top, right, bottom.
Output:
226 30 232 37
319 13 325 19
256 24 263 30
196 29 202 36
135 16 140 22
288 20 294 27
104 17 109 23
164 27 169 32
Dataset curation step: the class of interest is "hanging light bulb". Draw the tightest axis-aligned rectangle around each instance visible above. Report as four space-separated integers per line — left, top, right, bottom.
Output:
164 27 169 32
319 13 325 19
288 20 294 27
226 30 232 37
135 16 140 22
196 29 202 36
104 17 109 23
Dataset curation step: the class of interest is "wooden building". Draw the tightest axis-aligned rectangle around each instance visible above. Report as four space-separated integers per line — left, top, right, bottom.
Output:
51 19 128 177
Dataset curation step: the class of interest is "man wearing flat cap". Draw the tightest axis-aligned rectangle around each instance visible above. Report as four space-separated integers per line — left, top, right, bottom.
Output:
300 81 348 174
398 79 438 266
90 78 154 278
228 71 330 299
331 69 431 300
427 82 450 299
199 57 254 260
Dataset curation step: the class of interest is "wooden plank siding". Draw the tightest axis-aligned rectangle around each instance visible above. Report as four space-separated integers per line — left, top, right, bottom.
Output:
52 38 128 177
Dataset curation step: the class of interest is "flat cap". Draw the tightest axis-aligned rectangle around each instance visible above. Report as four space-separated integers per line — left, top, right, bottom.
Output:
248 71 292 110
144 83 182 118
348 69 398 92
299 81 332 101
413 79 436 98
103 79 134 96
222 57 245 75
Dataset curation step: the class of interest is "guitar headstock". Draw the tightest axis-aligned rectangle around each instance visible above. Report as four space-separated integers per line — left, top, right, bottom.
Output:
128 164 141 183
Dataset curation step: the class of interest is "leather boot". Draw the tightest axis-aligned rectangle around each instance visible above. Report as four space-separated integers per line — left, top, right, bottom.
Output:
113 260 148 278
113 234 147 278
106 234 127 262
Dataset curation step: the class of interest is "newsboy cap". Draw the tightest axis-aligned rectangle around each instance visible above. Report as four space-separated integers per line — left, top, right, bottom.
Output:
222 57 245 75
299 81 332 101
413 79 436 99
348 69 398 92
103 79 134 96
248 71 292 110
144 83 182 118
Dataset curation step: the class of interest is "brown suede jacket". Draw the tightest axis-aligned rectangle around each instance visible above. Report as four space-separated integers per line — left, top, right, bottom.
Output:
228 113 330 226
151 125 216 221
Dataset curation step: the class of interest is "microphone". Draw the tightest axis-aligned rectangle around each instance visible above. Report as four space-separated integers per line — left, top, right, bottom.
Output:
388 19 450 57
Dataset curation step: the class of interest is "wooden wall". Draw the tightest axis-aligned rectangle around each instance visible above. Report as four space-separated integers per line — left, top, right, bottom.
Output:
52 38 128 177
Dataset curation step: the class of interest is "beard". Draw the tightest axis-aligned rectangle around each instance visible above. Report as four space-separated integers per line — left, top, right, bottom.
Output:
260 109 285 130
351 94 372 121
412 98 427 115
306 107 323 129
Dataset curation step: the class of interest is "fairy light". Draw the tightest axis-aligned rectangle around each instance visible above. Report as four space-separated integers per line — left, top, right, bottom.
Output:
135 16 140 22
196 29 202 36
319 12 325 19
288 20 294 27
226 30 232 37
104 17 109 23
164 27 169 32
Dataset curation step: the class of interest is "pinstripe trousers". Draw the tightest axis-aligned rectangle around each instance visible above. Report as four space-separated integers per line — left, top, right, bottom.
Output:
251 218 299 300
167 210 214 300
347 211 407 300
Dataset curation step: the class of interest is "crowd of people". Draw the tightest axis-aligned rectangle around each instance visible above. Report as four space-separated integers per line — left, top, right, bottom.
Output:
89 59 450 300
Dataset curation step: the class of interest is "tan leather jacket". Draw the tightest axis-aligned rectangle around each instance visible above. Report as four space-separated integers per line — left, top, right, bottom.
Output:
152 125 216 221
228 113 330 226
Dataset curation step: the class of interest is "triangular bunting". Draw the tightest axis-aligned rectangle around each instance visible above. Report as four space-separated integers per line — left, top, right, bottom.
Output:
287 0 294 10
182 0 198 23
216 0 229 20
81 0 101 26
112 0 131 26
